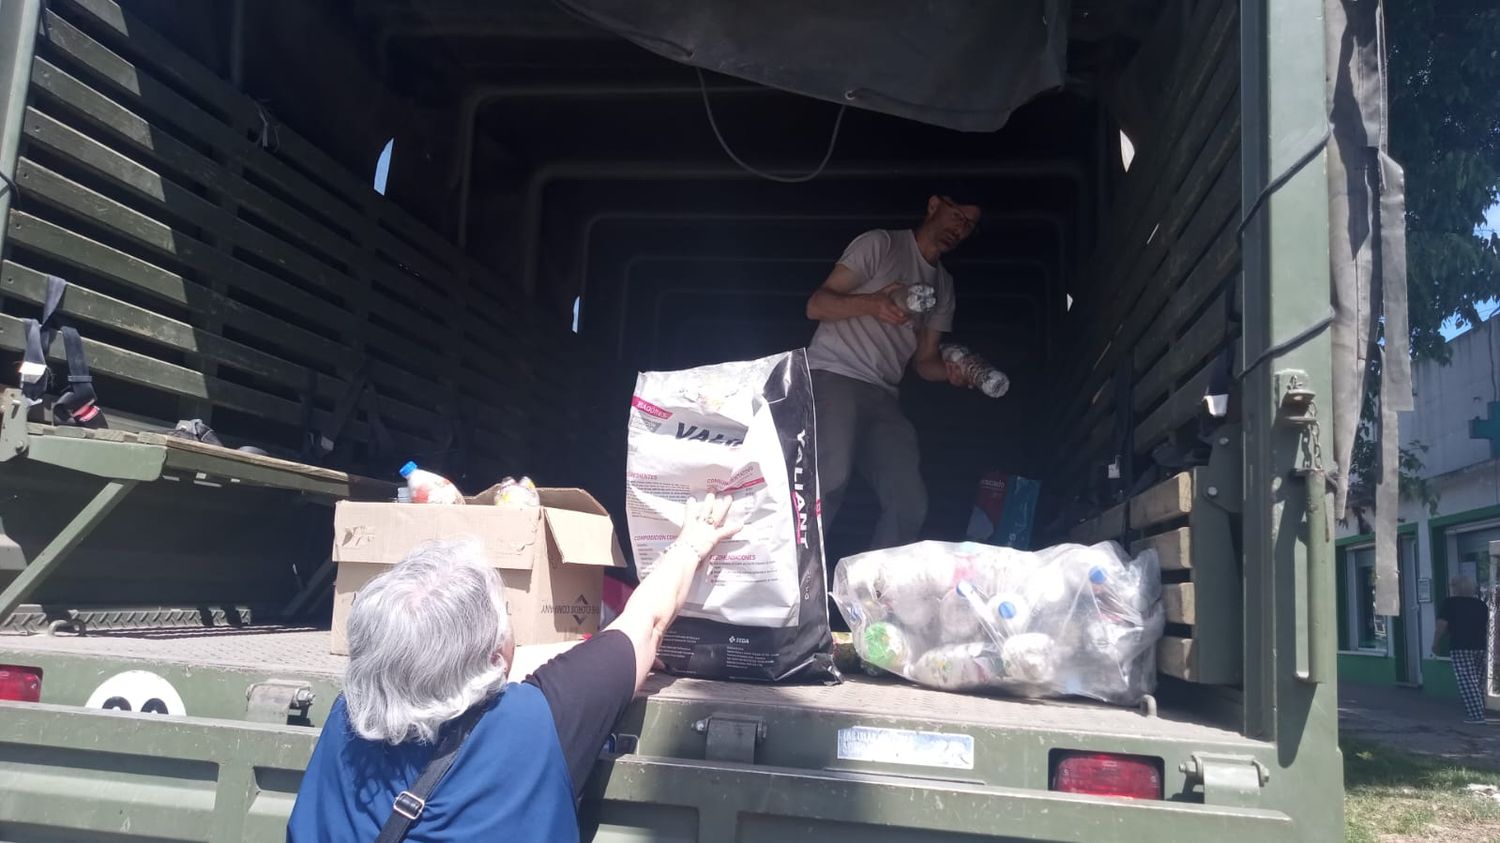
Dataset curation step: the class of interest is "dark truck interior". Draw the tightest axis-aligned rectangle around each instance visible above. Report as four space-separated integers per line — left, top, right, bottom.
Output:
0 0 1240 691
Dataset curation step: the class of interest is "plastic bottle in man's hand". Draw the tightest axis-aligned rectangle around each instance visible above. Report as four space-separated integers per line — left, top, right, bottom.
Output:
941 344 1010 398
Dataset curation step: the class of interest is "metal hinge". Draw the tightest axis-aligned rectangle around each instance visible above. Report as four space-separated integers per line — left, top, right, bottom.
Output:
1179 753 1270 808
0 391 30 462
0 516 26 572
693 713 766 764
246 680 315 724
1200 423 1243 515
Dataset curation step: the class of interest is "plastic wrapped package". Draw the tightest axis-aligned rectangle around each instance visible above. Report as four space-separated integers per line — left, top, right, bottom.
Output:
831 540 1164 705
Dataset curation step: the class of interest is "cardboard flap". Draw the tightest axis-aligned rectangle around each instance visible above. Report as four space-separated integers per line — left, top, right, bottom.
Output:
333 501 542 571
537 487 609 514
540 488 626 568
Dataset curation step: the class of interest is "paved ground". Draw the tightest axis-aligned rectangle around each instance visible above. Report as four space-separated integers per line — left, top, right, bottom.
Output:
1340 682 1500 770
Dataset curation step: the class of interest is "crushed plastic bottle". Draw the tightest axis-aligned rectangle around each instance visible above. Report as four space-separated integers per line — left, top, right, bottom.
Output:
940 343 1010 398
399 461 465 505
892 283 937 315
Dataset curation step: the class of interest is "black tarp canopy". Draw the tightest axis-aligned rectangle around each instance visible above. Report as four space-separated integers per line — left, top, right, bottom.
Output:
553 0 1070 133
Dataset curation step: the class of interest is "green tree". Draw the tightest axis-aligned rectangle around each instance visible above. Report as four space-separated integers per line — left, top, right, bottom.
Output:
1389 1 1500 360
1347 2 1500 517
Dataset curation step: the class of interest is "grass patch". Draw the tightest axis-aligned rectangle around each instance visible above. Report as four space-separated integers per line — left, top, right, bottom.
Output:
1345 737 1500 841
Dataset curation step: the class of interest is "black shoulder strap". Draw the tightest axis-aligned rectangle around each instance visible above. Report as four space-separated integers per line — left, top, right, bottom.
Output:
374 702 487 843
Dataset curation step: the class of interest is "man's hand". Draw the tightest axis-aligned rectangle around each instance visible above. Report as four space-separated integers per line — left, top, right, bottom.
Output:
945 359 972 389
866 283 911 327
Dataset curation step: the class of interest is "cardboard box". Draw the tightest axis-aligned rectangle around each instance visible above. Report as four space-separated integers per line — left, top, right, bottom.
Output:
330 487 625 656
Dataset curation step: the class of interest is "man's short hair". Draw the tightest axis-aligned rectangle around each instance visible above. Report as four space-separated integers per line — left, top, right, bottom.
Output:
343 539 513 744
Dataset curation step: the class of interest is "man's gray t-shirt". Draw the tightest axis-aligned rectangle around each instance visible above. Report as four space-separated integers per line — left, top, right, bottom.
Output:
807 229 955 392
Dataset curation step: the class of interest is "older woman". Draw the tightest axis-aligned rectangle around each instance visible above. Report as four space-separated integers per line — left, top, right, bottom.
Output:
287 494 739 842
1432 575 1491 725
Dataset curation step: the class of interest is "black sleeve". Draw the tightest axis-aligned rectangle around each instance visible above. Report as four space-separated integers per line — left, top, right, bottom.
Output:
1438 599 1451 623
524 630 638 798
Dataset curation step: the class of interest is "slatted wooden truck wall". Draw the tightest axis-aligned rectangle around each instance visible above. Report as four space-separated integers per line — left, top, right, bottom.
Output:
1055 0 1243 687
0 0 586 486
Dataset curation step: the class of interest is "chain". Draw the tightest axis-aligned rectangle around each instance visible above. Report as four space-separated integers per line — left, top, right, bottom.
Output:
1286 373 1325 474
1294 402 1326 474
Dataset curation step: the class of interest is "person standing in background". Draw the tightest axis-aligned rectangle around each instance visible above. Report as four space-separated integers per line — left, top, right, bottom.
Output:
1433 575 1492 725
804 194 982 551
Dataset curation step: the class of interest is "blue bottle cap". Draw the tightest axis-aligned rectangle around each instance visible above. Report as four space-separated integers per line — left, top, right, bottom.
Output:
1089 566 1107 584
399 461 418 478
997 601 1017 620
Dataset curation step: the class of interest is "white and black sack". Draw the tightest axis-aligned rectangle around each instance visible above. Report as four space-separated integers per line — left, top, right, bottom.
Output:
625 349 839 683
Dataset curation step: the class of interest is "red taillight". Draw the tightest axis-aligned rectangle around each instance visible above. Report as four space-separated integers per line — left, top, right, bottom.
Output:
0 664 42 702
1051 751 1163 800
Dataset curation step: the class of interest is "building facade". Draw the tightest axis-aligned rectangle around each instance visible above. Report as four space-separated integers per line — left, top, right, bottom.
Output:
1336 316 1500 703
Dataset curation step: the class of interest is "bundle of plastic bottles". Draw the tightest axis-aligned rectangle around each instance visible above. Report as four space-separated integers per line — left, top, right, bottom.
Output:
940 344 1009 398
397 461 539 507
831 540 1164 705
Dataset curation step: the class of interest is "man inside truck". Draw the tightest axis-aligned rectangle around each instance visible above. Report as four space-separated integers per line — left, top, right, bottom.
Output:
287 494 739 841
805 193 982 550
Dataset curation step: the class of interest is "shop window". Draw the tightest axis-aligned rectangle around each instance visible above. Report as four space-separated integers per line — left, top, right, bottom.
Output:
1345 546 1388 653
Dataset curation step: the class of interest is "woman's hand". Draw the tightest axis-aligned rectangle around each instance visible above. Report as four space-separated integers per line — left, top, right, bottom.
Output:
675 492 742 559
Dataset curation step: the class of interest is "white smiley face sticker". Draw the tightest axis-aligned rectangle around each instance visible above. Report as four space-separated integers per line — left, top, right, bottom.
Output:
85 670 186 716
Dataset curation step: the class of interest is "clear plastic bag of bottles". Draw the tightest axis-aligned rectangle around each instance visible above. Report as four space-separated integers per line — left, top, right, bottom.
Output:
831 540 1164 705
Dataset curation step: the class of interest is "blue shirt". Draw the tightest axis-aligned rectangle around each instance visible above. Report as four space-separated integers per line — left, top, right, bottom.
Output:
287 683 577 842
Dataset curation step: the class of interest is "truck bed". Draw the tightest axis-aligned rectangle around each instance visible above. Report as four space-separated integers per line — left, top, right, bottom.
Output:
0 626 1248 743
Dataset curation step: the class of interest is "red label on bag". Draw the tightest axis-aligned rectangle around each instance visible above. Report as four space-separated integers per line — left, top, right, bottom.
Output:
630 396 671 419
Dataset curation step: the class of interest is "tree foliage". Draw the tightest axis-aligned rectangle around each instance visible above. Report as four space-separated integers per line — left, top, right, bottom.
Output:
1388 1 1500 361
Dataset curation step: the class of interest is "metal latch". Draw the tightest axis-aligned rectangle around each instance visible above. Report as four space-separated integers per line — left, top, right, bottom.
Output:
246 680 315 724
1276 370 1317 425
693 713 766 763
1179 753 1270 808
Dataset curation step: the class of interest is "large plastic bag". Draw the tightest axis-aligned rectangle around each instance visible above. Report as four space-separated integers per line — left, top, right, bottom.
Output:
626 350 838 683
831 540 1164 704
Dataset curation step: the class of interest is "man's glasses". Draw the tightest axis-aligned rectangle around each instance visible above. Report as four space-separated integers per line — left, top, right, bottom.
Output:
939 197 979 232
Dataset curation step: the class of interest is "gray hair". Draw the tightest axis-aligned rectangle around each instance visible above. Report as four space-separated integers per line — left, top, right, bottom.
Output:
1451 576 1479 598
344 539 511 744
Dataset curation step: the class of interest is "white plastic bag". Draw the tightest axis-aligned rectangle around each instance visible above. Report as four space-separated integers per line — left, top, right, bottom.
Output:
626 350 837 682
832 540 1164 704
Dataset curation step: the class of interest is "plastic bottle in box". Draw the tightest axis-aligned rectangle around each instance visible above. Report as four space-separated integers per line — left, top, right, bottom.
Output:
399 461 465 505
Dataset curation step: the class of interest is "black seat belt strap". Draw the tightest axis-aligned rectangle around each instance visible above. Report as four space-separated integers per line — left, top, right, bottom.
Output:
54 326 105 428
374 701 486 843
19 275 67 406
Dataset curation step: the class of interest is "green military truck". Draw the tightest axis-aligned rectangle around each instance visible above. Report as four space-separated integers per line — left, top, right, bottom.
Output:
0 0 1403 840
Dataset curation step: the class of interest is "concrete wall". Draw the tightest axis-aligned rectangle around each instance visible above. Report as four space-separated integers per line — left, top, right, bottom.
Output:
1404 316 1500 477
